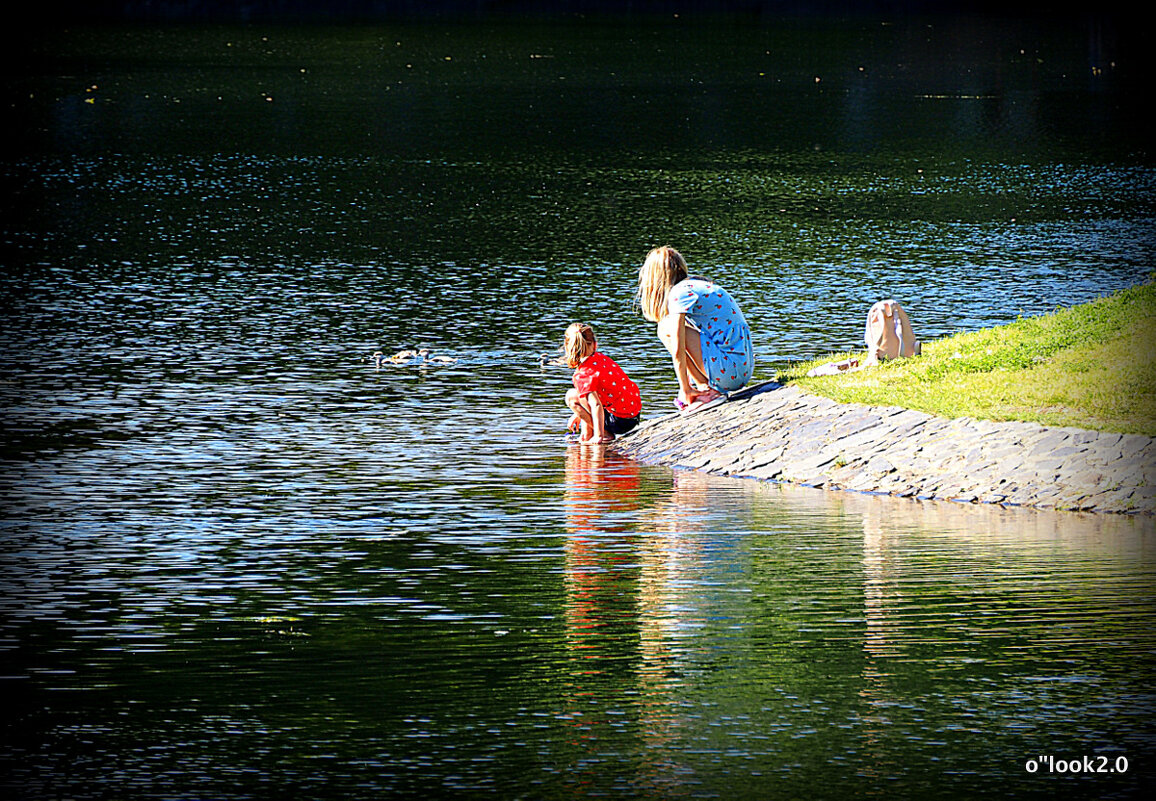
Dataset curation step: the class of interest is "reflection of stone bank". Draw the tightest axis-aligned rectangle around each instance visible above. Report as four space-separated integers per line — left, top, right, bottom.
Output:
612 382 1156 515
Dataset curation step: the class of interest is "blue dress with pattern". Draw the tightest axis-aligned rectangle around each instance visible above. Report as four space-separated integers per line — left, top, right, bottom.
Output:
667 278 754 392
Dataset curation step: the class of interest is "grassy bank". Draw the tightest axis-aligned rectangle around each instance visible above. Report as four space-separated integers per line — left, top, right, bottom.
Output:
778 280 1156 436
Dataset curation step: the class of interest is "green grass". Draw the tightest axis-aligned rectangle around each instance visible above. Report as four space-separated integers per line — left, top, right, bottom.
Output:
777 280 1156 436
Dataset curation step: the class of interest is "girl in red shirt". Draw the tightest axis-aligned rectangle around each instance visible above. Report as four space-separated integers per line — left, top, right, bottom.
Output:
563 323 642 445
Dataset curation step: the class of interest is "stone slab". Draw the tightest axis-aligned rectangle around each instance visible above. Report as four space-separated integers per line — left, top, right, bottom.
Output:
612 384 1156 516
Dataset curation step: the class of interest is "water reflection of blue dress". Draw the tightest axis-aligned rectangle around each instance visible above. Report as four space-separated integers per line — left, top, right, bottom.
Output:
667 278 754 393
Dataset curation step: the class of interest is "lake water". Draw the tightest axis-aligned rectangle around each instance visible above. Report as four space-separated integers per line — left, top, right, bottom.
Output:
1 15 1154 800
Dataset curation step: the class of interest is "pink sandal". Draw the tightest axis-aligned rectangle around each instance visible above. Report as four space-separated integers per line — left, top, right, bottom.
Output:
680 388 727 415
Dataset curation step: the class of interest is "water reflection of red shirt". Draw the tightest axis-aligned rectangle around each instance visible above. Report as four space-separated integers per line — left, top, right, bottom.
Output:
572 352 641 418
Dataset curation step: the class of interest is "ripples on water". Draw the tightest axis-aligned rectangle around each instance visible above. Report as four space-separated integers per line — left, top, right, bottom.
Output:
2 17 1154 800
7 154 1153 365
3 466 1153 798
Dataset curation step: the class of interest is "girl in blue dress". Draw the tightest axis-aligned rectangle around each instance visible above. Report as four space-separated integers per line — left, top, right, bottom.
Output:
637 246 754 413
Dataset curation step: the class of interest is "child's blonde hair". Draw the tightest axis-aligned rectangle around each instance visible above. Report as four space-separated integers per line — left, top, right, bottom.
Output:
637 245 689 322
563 322 598 368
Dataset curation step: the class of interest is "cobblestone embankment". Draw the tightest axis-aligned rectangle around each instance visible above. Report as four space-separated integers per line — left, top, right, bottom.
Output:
611 382 1156 515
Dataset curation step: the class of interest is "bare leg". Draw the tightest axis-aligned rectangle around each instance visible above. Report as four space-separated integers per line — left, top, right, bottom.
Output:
566 388 612 444
566 388 594 440
586 391 612 443
656 314 710 403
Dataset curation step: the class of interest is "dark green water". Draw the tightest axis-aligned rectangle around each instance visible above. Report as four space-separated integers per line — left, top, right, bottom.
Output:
1 16 1154 800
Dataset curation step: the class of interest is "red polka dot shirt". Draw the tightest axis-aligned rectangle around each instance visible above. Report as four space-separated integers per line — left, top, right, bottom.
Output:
572 351 641 419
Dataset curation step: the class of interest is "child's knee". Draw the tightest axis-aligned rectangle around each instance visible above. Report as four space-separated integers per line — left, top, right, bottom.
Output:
565 388 579 407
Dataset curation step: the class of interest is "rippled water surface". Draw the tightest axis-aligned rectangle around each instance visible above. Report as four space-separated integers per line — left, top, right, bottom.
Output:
2 15 1154 800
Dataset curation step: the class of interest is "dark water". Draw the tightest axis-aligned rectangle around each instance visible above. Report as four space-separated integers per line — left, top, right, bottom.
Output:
2 16 1154 800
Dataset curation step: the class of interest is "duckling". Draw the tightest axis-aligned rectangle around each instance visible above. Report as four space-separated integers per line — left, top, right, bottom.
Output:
372 350 418 368
372 349 457 368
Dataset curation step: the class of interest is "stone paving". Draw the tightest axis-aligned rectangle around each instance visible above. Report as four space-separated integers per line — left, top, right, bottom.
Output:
611 381 1156 515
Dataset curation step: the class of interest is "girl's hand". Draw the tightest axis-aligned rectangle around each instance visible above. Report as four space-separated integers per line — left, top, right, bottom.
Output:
567 413 580 433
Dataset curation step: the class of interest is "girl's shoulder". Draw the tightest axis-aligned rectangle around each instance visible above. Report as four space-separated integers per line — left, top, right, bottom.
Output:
579 351 611 369
676 276 717 292
590 350 628 371
670 277 719 305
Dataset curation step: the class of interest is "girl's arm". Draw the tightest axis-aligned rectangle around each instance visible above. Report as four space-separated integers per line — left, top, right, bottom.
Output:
671 313 698 403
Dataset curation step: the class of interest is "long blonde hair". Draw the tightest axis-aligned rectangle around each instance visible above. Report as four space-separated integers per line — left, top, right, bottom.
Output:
637 245 688 322
563 322 598 368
